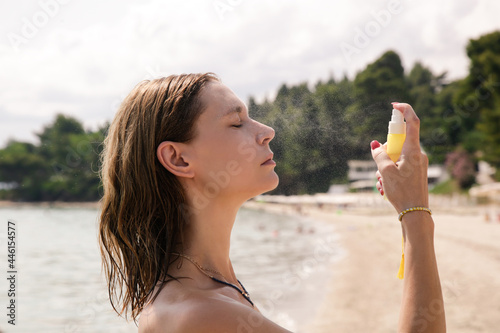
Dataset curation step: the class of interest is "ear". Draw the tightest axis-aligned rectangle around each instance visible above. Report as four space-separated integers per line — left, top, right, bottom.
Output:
157 141 194 178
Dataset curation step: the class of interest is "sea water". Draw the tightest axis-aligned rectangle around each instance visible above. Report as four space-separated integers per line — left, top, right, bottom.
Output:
0 206 341 333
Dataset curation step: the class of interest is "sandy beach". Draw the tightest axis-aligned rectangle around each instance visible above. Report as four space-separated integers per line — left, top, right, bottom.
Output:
244 194 500 333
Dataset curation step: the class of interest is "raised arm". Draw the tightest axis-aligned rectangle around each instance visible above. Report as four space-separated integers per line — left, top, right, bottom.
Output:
370 103 446 333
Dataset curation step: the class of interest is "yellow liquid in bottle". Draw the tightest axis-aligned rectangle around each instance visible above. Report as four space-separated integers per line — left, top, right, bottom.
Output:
387 133 406 163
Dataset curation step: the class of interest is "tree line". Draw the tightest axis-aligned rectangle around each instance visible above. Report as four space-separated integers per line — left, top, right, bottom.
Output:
1 31 499 201
251 30 500 194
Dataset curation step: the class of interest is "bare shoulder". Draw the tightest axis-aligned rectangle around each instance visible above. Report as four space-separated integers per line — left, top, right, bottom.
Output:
138 281 291 333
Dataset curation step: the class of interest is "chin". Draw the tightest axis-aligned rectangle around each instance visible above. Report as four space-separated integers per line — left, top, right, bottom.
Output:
244 173 279 198
262 172 279 193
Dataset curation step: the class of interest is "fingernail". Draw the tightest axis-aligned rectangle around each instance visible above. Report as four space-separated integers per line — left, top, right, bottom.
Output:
391 102 399 105
370 140 380 150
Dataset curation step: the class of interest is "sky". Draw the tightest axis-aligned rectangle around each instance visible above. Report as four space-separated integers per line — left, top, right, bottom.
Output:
1 0 500 147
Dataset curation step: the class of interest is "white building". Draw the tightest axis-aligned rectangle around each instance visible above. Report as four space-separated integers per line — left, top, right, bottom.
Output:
346 160 448 192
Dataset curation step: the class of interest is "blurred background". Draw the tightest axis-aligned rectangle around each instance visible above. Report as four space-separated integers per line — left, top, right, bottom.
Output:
1 0 500 199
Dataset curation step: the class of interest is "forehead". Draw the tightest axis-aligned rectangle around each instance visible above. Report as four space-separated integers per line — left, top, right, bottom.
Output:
199 82 246 119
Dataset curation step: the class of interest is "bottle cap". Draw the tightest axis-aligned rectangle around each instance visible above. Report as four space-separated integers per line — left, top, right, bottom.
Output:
388 109 406 134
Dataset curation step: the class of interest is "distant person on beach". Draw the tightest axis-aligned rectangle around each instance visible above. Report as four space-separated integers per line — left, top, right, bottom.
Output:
99 73 445 332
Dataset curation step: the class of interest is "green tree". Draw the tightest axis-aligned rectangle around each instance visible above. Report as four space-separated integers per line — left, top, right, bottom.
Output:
406 62 450 164
423 81 461 164
314 77 354 180
0 114 106 201
249 78 353 195
347 50 409 158
406 62 446 118
0 141 48 200
456 31 500 178
252 83 310 194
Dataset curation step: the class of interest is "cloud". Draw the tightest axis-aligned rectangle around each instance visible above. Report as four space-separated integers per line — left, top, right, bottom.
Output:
0 0 499 147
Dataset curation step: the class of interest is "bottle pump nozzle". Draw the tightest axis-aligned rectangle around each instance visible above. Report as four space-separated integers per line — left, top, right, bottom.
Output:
388 109 406 134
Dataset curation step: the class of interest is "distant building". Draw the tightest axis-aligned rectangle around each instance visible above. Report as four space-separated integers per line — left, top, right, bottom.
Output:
346 160 448 192
327 184 349 194
0 182 17 190
347 160 378 191
476 161 496 185
428 164 448 186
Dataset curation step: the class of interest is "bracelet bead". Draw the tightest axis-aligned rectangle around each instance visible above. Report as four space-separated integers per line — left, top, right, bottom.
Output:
398 206 432 222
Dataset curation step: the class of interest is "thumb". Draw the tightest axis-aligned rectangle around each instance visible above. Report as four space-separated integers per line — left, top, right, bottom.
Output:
370 140 393 171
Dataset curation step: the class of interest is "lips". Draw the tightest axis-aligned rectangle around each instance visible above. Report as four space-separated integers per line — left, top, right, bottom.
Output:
261 153 274 165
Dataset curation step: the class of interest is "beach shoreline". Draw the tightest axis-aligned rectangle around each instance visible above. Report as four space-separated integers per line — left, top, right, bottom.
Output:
0 200 101 209
243 194 500 333
1 193 499 332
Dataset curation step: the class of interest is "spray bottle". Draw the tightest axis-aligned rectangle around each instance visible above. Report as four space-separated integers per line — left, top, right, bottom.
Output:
386 108 407 279
387 108 406 163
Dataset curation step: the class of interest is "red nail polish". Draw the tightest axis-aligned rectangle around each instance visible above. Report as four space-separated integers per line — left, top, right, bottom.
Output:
370 140 380 150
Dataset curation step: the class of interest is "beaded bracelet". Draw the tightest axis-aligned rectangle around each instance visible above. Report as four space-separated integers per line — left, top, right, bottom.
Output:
398 206 432 222
396 206 433 279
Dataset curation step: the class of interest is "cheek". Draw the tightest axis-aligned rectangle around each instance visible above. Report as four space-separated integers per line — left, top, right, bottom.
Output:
198 131 257 172
207 149 255 185
235 136 259 164
200 142 241 173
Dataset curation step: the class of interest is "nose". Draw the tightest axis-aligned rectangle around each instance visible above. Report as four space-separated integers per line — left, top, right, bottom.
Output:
257 122 275 145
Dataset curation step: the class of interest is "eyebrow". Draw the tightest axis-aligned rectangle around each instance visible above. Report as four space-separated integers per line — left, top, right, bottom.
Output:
221 105 243 118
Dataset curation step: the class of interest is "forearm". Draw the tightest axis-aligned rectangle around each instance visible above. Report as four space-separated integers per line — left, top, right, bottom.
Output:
398 212 446 333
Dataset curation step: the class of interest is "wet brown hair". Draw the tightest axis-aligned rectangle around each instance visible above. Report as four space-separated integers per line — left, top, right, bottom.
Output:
99 73 219 321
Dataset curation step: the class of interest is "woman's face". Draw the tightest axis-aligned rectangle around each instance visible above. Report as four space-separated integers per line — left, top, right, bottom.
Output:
187 81 279 201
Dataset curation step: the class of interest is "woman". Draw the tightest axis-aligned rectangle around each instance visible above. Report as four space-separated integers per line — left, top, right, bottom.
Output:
99 73 446 332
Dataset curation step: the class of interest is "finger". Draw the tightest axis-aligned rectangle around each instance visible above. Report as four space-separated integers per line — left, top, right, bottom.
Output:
376 181 384 196
392 103 420 152
375 170 381 180
370 140 393 171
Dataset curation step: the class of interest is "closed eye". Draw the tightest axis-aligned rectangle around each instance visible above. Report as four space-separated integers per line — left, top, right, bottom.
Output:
232 124 242 128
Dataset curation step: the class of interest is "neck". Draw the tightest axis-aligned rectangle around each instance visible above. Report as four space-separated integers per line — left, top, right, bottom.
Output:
180 192 246 283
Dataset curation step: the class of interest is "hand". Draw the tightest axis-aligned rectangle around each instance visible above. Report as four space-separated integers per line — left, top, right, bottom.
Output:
370 103 429 213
